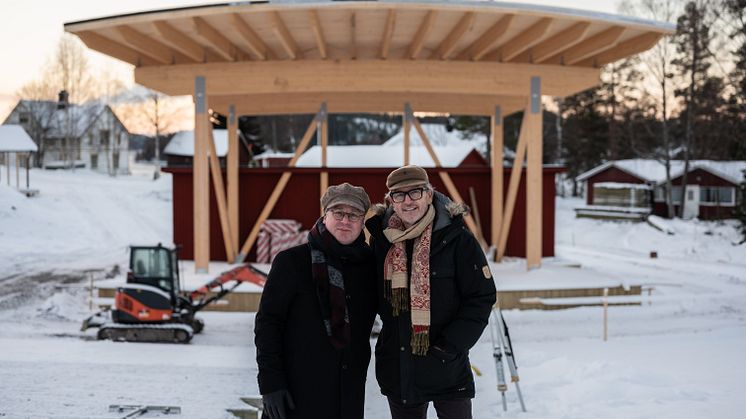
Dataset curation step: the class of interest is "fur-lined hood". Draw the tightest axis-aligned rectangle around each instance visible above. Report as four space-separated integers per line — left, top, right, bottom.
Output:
370 191 469 231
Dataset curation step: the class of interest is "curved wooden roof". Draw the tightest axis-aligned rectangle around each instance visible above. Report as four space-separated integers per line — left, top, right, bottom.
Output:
65 1 674 115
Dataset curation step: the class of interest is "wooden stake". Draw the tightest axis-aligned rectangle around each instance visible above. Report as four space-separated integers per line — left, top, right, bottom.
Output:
208 126 236 262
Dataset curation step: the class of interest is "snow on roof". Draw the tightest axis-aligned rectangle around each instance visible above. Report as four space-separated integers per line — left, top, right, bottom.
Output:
383 123 486 149
163 129 232 157
0 125 38 152
576 159 746 185
295 144 477 168
18 100 108 139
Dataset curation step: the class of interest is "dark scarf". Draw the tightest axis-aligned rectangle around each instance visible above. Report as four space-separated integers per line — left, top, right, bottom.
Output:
307 217 370 350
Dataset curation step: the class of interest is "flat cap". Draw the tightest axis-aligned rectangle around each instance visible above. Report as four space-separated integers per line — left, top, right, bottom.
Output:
386 165 429 190
321 182 371 214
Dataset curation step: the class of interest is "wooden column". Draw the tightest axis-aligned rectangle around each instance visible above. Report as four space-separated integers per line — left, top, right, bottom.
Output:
193 76 209 273
403 103 411 165
526 76 543 269
319 103 328 214
208 127 236 262
491 106 504 259
227 105 239 255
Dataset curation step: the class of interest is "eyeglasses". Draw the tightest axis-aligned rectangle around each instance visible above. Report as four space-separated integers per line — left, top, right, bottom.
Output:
328 209 364 222
388 188 427 203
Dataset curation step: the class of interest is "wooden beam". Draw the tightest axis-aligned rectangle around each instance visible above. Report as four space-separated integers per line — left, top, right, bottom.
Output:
308 10 328 59
546 26 625 65
456 14 514 61
491 106 504 254
409 109 487 249
350 12 357 60
575 32 663 67
403 104 410 165
153 20 205 62
497 102 530 262
236 107 323 263
231 13 277 60
484 18 553 62
320 103 329 215
272 11 303 60
76 30 155 66
194 76 209 272
227 105 239 254
209 92 527 116
407 10 438 59
116 25 175 65
380 9 396 59
525 76 542 269
528 21 591 63
429 12 475 60
208 125 236 262
193 17 243 61
136 60 601 98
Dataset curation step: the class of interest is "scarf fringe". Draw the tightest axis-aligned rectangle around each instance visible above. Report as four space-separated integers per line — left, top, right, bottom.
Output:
389 287 409 316
410 329 429 356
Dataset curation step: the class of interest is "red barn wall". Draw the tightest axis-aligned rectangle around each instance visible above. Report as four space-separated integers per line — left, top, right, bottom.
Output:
165 167 562 261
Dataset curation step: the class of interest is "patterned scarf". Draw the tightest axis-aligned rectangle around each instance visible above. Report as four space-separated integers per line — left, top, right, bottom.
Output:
383 205 436 355
307 217 369 350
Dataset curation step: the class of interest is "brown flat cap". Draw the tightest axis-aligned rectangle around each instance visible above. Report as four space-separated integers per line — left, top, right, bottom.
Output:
321 182 371 213
386 165 429 190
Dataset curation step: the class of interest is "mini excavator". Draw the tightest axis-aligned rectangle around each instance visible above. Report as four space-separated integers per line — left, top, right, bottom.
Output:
81 244 266 343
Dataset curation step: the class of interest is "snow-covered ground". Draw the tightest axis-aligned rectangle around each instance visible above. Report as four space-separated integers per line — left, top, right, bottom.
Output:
1 167 745 418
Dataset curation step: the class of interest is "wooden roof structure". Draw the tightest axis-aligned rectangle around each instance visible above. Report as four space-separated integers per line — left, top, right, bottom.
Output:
65 1 674 272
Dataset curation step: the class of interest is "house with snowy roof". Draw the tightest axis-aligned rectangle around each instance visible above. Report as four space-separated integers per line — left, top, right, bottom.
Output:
575 159 746 220
163 129 251 167
2 92 130 175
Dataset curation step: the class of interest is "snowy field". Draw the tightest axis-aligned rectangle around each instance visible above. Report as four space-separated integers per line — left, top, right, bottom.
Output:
1 166 745 418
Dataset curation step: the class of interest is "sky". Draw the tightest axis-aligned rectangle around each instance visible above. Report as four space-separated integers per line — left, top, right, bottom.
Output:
0 0 628 122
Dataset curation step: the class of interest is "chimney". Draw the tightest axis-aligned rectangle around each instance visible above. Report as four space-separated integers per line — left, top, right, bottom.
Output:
57 90 69 109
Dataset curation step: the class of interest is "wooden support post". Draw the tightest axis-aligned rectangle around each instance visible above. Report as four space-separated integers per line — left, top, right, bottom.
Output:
403 104 411 165
408 108 487 249
236 105 325 263
208 126 236 262
497 104 530 262
15 153 20 189
526 76 542 269
227 105 239 254
491 106 504 259
193 76 210 273
26 154 30 189
319 103 328 215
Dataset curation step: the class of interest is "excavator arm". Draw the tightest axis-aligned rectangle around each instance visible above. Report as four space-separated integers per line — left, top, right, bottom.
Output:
188 264 267 312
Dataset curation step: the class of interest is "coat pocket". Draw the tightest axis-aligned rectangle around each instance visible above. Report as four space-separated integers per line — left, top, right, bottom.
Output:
413 350 471 394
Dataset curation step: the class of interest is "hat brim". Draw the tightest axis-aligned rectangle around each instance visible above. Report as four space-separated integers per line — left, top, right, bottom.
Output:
388 179 428 191
325 198 367 214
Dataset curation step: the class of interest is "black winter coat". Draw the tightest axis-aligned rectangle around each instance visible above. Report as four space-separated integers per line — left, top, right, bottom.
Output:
366 192 497 405
255 243 377 419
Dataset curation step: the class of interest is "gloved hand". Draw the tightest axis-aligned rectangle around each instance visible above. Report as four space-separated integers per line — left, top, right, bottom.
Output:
262 389 295 419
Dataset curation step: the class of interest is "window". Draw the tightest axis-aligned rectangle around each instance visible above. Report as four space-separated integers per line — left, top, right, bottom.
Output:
671 186 683 204
100 130 110 149
699 186 735 206
19 112 29 124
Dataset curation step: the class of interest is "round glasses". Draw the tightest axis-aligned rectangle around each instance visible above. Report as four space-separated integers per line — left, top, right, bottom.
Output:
388 188 427 203
328 209 364 222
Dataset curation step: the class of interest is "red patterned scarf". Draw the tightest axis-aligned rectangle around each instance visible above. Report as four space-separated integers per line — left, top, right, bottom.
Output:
383 205 435 355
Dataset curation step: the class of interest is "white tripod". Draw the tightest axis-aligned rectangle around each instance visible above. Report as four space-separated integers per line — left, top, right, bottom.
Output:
489 309 526 412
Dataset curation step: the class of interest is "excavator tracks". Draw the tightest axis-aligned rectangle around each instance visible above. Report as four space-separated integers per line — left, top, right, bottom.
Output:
97 323 194 343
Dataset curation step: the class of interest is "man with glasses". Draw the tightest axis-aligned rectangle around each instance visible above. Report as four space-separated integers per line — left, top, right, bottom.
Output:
256 183 377 419
366 165 496 419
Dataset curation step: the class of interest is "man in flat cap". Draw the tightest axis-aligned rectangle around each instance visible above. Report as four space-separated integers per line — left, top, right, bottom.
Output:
366 165 496 419
256 182 377 419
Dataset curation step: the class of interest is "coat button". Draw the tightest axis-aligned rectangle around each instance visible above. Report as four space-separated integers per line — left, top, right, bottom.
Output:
342 364 348 370
345 295 351 300
402 399 407 404
400 346 405 351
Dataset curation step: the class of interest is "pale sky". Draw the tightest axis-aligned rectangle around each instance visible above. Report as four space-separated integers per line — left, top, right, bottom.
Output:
0 0 626 121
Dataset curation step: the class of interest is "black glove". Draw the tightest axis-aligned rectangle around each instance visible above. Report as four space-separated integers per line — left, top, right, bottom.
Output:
263 389 295 419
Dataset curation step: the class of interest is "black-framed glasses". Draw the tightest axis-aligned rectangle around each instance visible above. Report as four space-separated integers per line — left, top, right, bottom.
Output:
389 188 427 203
328 209 364 222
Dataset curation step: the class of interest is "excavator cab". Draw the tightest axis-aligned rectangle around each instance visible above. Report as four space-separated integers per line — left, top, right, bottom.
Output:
129 245 180 295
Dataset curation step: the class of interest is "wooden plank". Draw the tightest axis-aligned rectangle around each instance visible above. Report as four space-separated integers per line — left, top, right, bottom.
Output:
410 113 487 249
407 10 438 59
135 60 601 98
76 30 155 66
193 16 241 61
403 105 410 165
483 17 552 62
575 32 663 67
429 12 475 60
236 107 322 262
320 103 328 215
308 10 328 59
350 12 357 60
524 21 591 63
116 25 175 64
208 126 236 261
227 105 239 254
491 106 504 253
153 20 205 62
456 14 514 61
545 26 625 65
525 80 542 270
380 9 396 59
231 13 277 60
497 102 530 262
272 11 303 60
194 77 210 272
469 186 485 245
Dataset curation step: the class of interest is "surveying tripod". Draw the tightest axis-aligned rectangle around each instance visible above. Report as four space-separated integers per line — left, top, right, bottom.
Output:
489 308 526 412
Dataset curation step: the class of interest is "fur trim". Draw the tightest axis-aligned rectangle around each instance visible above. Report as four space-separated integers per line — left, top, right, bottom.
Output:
446 201 470 217
371 203 387 216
